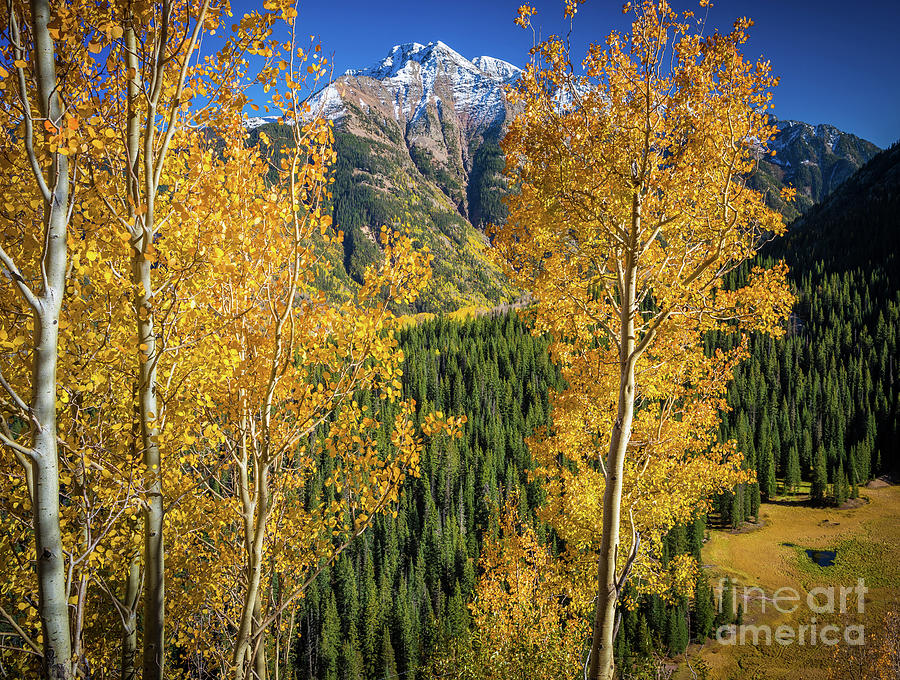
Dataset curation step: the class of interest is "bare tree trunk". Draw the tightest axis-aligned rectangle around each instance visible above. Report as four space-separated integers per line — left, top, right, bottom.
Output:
134 249 165 679
120 551 141 680
25 0 73 675
273 608 280 680
252 594 268 680
122 12 167 677
121 385 142 680
588 194 640 680
32 320 71 680
588 349 636 680
233 463 270 680
284 605 296 679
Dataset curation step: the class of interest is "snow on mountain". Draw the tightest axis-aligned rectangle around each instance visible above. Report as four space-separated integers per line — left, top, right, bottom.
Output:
241 41 880 308
470 55 522 83
310 41 522 137
769 120 847 157
302 42 522 309
243 115 281 130
750 117 880 218
308 83 347 121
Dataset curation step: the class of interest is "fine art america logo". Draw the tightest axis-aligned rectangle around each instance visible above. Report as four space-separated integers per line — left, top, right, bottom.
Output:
714 578 867 646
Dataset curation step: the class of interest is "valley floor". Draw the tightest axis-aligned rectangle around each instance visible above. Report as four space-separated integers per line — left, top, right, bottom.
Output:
675 485 900 679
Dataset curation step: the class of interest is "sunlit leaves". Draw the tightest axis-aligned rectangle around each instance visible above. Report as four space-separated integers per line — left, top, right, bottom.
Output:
435 499 588 680
493 0 795 612
0 0 443 675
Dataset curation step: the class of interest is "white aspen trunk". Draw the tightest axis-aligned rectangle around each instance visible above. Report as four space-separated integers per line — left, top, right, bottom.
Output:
119 551 141 680
27 0 73 675
122 12 167 677
588 358 635 680
233 463 270 680
284 603 296 678
135 250 165 680
120 387 141 680
252 594 268 680
32 317 71 680
588 192 641 680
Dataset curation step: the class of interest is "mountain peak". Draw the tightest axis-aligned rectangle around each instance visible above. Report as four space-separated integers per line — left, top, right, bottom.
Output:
471 55 522 83
345 41 521 84
347 41 471 80
331 40 522 135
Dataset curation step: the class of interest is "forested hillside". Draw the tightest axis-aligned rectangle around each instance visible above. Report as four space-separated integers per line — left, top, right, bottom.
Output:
287 142 900 678
716 143 900 525
290 313 562 679
247 122 516 312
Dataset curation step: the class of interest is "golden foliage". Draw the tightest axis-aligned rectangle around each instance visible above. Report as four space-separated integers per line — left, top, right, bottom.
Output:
0 1 454 676
432 499 588 680
490 1 796 674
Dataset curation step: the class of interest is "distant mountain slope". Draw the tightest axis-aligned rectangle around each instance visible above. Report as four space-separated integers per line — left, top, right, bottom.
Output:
770 141 900 273
316 41 519 180
315 41 519 231
751 119 880 219
716 139 900 539
248 42 882 312
302 42 521 311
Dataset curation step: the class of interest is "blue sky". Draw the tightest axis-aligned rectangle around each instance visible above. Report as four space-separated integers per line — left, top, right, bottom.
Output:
234 0 900 148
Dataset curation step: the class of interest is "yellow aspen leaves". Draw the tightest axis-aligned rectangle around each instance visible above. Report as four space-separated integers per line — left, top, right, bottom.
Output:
492 0 795 637
0 0 449 676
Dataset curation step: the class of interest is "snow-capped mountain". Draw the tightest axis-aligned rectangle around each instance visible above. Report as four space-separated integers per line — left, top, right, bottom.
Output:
243 115 281 130
311 41 521 164
470 55 522 84
345 41 519 134
244 40 880 311
302 40 524 250
308 41 879 222
769 120 847 156
288 42 526 310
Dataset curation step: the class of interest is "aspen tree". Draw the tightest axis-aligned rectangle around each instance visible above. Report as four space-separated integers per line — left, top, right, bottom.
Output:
500 2 795 677
0 1 77 675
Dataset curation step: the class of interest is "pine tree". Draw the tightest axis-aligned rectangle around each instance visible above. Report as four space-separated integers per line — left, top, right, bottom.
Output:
786 445 801 494
764 446 777 499
321 593 341 680
849 455 860 499
393 595 418 680
689 514 706 561
749 483 761 522
380 625 398 680
665 603 689 656
716 578 735 627
730 485 744 529
692 573 716 640
835 461 848 505
447 580 470 639
335 555 359 638
340 637 364 680
636 613 652 656
361 558 381 677
812 447 829 504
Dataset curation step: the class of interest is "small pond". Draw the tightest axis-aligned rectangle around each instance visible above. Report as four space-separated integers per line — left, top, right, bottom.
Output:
805 549 837 567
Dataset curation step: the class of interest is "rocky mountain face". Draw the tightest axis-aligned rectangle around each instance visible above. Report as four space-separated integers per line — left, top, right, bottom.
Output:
297 42 522 311
751 119 880 219
314 40 519 217
249 41 881 311
314 40 521 225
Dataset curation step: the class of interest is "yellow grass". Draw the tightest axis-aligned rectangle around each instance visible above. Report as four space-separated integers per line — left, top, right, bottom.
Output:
675 486 900 679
